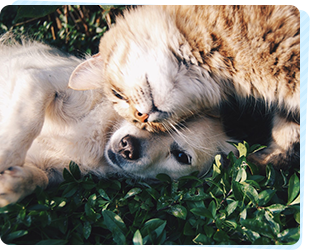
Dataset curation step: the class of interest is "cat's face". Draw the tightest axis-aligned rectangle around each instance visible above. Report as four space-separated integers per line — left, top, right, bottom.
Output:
98 37 221 132
101 46 209 132
69 6 221 132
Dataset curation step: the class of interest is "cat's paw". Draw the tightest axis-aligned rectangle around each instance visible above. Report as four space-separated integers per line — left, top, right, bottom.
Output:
0 166 31 207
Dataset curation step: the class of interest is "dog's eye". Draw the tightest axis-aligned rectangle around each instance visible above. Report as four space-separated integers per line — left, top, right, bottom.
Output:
171 150 192 165
112 89 125 100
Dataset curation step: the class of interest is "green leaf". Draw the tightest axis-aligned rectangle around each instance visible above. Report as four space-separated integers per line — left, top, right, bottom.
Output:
85 200 97 218
258 189 276 206
287 173 300 205
146 187 160 200
63 168 75 182
102 210 127 245
123 188 142 199
264 210 280 235
156 173 172 183
193 233 210 245
241 218 274 238
265 164 276 186
213 229 230 243
62 183 78 197
183 221 195 236
16 208 26 222
128 201 140 213
277 227 300 243
15 5 61 21
240 208 247 220
204 225 215 237
224 219 238 229
226 200 239 216
69 161 81 179
102 210 126 231
243 179 261 189
28 204 50 211
234 166 247 182
190 207 213 219
235 142 248 157
170 204 187 220
3 230 28 242
82 180 97 190
294 211 300 224
241 183 259 205
226 151 237 167
107 179 121 190
133 229 143 245
280 169 289 187
157 196 170 210
98 189 110 201
247 161 260 175
266 204 287 213
83 221 92 239
249 144 267 154
243 228 260 243
213 154 222 172
209 200 217 218
56 218 68 234
141 218 167 238
232 181 244 201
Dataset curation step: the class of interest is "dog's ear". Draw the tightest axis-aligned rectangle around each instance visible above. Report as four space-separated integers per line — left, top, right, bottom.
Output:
68 53 103 90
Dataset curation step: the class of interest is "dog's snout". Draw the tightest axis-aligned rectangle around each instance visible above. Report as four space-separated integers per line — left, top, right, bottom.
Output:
118 135 140 160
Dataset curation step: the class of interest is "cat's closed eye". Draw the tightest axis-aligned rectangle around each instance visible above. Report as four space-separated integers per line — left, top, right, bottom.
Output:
112 89 126 100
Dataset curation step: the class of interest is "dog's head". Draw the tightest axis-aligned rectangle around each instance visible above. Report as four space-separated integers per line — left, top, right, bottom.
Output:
105 117 234 179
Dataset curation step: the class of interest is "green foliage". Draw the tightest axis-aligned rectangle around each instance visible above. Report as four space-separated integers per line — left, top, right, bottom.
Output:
0 142 300 245
0 5 127 55
0 6 300 245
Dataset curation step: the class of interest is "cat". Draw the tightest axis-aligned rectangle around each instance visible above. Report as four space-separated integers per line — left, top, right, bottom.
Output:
69 5 300 133
68 5 300 172
0 35 235 207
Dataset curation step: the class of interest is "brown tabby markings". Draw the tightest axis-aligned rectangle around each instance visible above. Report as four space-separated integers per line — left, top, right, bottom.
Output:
96 5 299 132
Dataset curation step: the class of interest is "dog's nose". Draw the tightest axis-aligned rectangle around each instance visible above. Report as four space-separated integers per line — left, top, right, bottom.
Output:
118 135 140 160
135 110 149 123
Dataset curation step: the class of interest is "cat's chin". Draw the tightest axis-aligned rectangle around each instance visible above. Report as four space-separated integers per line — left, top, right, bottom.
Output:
132 120 169 133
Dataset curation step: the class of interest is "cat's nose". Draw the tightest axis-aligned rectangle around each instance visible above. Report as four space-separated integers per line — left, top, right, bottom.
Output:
118 135 140 160
135 111 149 123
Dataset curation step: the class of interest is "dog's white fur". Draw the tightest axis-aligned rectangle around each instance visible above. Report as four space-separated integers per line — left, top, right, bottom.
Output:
0 37 234 207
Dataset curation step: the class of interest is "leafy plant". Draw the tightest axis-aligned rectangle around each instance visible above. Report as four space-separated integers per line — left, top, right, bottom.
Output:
0 142 300 245
0 5 127 55
0 6 300 245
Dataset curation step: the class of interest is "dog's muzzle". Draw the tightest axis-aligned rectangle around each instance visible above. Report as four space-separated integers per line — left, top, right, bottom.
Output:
117 135 140 161
107 135 141 168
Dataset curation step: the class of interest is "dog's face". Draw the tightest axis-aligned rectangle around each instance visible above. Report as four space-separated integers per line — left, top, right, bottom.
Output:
105 117 232 179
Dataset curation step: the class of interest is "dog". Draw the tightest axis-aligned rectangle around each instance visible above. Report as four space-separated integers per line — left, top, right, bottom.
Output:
0 36 235 207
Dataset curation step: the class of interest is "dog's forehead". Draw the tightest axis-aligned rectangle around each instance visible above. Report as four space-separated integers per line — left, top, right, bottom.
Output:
173 119 212 141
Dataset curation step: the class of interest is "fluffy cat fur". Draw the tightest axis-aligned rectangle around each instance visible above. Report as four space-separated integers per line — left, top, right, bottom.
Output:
69 5 300 133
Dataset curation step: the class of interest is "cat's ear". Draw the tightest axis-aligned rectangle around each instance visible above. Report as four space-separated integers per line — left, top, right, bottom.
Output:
68 53 103 90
